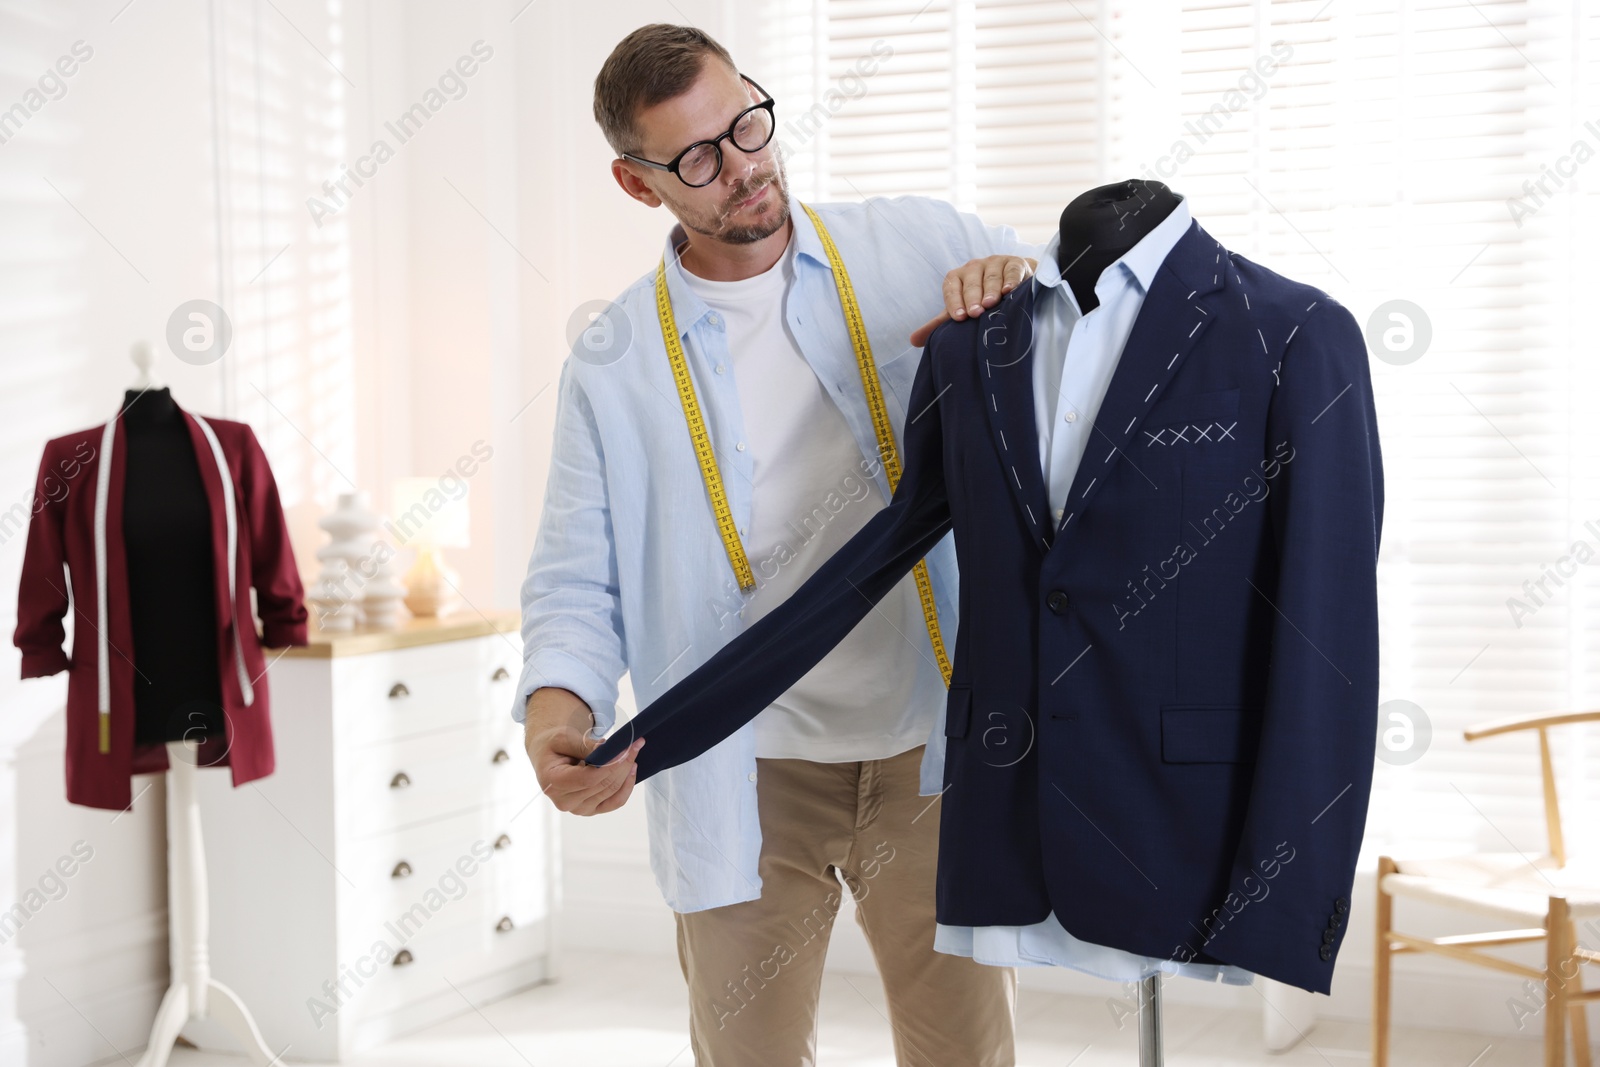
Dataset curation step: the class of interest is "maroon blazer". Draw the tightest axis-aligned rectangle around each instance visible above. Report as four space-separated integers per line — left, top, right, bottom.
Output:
14 406 307 810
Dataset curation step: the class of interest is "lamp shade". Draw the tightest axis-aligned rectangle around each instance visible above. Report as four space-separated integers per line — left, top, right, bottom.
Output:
389 475 471 549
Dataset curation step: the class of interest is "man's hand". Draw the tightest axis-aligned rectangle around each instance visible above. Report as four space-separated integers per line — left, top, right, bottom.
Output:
524 686 643 815
910 254 1037 348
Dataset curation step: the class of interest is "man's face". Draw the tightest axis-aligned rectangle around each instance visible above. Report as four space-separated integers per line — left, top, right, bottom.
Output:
628 63 789 247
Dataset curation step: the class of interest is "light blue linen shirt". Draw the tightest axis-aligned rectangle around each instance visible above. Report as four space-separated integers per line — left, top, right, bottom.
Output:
514 191 1033 914
932 195 1251 986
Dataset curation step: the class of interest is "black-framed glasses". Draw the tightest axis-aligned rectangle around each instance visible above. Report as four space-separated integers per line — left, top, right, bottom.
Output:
622 74 776 188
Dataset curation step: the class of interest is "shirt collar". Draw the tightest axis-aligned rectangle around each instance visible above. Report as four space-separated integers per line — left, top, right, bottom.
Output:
1033 193 1192 307
658 189 823 332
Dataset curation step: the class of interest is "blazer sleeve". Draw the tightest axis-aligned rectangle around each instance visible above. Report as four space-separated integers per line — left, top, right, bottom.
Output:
13 441 76 678
239 425 308 648
585 344 955 780
1198 299 1384 994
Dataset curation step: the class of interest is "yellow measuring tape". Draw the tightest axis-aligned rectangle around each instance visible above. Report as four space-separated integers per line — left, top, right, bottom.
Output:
653 201 952 688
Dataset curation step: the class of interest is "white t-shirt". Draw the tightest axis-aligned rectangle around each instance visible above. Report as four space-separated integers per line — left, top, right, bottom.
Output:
676 231 944 762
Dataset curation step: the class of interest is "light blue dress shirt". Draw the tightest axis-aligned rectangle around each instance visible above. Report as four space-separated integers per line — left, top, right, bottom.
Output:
932 195 1253 987
514 192 1032 914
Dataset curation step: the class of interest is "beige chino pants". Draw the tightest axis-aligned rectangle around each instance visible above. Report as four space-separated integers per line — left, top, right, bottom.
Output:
673 743 1017 1066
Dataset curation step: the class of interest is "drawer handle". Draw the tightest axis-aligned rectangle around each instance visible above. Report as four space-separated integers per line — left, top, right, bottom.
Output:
391 860 412 879
491 666 510 682
495 916 514 933
491 748 510 764
393 948 414 967
390 771 411 790
389 682 410 699
493 833 512 850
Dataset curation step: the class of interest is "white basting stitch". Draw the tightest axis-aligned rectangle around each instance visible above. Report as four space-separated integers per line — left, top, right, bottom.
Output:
1011 466 1022 489
1186 290 1197 299
1125 416 1137 434
1081 477 1096 497
1025 503 1037 524
999 429 1008 450
1285 324 1299 345
1144 383 1158 401
1168 351 1182 369
1188 321 1201 337
1243 293 1251 310
1258 329 1268 354
1104 445 1116 463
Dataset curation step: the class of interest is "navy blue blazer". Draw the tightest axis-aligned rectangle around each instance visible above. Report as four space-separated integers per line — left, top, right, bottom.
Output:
587 217 1384 995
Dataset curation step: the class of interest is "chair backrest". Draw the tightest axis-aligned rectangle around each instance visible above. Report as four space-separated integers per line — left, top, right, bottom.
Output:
1464 709 1600 867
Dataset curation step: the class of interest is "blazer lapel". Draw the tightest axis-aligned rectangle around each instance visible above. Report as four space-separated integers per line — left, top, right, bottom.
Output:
1050 220 1228 544
976 280 1054 555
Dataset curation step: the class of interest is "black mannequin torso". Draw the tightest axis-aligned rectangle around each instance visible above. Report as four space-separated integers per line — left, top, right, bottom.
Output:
120 388 225 744
1056 180 1183 314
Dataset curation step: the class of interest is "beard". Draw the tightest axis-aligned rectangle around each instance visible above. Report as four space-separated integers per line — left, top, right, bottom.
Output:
673 154 790 246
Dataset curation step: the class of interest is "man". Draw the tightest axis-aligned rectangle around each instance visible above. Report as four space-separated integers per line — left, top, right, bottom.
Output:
516 23 1036 1066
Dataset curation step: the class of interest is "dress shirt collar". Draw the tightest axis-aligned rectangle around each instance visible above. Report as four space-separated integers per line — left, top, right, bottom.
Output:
660 190 830 332
1031 194 1193 315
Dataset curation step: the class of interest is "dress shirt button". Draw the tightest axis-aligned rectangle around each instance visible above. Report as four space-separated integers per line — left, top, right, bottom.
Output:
1319 945 1332 961
736 441 746 451
748 771 757 782
1064 410 1078 423
707 313 720 325
1047 590 1070 615
716 363 726 374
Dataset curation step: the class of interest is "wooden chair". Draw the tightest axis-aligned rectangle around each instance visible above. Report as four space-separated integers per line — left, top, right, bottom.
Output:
1374 709 1600 1067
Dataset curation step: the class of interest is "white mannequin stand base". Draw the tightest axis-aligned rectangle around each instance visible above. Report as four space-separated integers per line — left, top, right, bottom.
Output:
135 740 280 1067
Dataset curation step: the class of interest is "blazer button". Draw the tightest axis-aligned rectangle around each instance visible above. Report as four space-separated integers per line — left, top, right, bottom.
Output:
1047 590 1070 614
1322 929 1336 945
1334 897 1350 914
1327 914 1342 930
1319 945 1332 961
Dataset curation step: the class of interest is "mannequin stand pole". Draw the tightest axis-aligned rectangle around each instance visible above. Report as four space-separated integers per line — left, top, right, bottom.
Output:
135 741 278 1067
1138 973 1164 1066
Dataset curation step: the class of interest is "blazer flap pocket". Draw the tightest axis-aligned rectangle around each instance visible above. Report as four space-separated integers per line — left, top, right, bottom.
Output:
1160 704 1263 763
1147 387 1240 427
945 686 972 739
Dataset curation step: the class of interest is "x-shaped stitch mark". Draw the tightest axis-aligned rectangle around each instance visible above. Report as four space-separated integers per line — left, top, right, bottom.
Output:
1195 424 1214 442
1217 422 1237 441
1143 429 1166 447
1171 426 1192 444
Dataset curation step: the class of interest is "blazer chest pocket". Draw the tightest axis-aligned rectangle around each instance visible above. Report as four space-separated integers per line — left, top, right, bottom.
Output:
1142 387 1239 449
1160 704 1262 763
944 686 972 739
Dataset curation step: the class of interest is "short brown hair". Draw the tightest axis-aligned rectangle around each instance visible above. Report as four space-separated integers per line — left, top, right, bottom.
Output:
593 24 738 157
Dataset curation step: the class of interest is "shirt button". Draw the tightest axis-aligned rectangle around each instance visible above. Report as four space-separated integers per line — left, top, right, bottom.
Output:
748 771 758 782
707 313 720 325
1064 410 1078 423
716 363 726 374
736 441 746 451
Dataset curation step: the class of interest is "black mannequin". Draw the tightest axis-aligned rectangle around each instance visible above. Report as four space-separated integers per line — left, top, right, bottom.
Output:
1056 179 1183 314
120 387 225 746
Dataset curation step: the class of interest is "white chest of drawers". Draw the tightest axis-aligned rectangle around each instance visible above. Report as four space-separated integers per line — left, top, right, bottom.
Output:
195 612 557 1062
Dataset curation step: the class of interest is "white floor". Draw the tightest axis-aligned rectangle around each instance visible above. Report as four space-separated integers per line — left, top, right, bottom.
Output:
112 949 1551 1067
